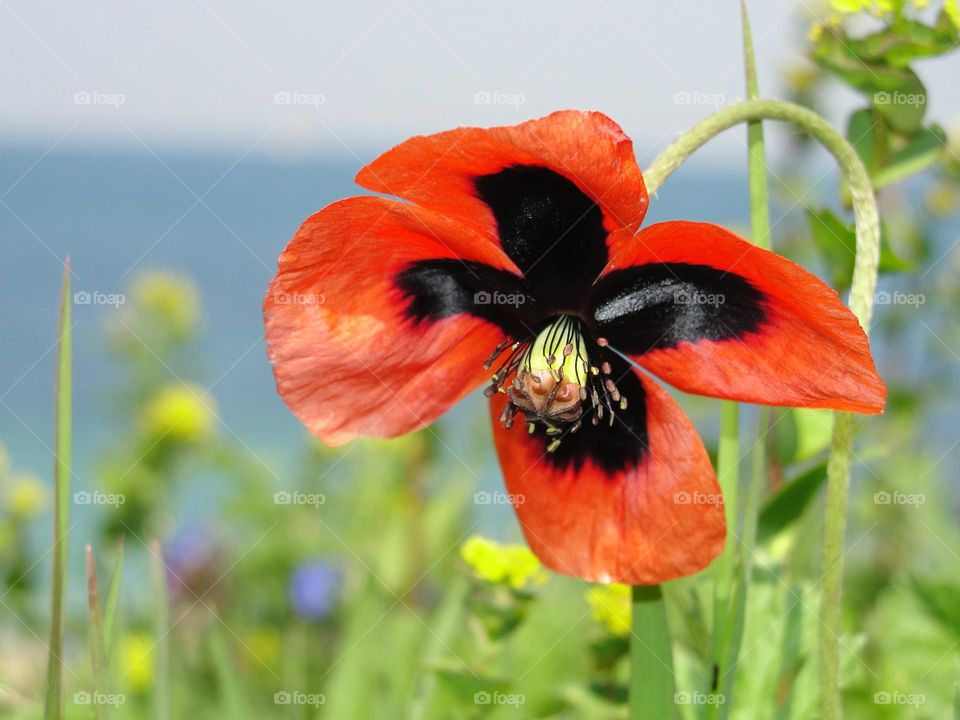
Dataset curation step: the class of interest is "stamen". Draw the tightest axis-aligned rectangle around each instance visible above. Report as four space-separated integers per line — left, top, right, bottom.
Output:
481 315 628 451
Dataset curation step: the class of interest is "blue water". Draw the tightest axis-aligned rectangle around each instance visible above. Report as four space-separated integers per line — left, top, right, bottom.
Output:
0 144 753 480
2 142 955 500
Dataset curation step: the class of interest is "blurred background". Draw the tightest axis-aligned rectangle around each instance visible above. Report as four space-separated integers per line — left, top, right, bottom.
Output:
1 1 958 718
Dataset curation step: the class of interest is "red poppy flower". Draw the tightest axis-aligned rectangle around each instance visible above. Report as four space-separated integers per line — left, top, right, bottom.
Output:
264 110 885 585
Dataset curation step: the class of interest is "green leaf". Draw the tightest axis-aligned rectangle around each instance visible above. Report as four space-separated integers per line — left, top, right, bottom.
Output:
910 576 960 636
807 207 911 290
813 29 927 133
44 259 72 720
847 108 880 177
873 124 948 188
434 669 511 712
855 17 959 67
756 463 827 545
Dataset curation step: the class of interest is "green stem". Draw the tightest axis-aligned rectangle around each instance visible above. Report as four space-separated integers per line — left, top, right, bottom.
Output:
409 572 470 720
630 585 675 719
710 401 740 685
45 260 72 720
646 98 881 720
713 9 773 717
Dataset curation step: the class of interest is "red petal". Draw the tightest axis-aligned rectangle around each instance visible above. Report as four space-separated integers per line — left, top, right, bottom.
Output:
265 197 512 445
490 369 726 585
356 110 648 237
604 221 887 414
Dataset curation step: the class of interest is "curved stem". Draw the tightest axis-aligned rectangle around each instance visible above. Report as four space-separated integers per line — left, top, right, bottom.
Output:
646 98 881 720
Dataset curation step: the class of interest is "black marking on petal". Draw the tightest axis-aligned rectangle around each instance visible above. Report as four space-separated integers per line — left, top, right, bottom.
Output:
474 165 608 310
529 349 649 476
395 258 542 337
588 262 766 355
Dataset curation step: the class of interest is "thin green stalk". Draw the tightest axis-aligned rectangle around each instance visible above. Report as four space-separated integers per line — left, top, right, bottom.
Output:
149 539 170 720
86 546 108 720
646 99 880 720
629 585 675 719
103 537 125 660
208 608 251 720
45 259 72 720
712 7 774 717
409 571 470 720
710 400 740 692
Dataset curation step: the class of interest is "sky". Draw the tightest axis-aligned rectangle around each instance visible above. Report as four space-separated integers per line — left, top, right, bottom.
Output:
2 0 958 169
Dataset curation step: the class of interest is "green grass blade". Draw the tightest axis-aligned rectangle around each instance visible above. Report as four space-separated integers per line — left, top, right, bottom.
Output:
44 258 72 720
149 539 170 720
86 545 108 720
208 609 252 720
629 585 675 719
409 571 470 720
102 537 125 659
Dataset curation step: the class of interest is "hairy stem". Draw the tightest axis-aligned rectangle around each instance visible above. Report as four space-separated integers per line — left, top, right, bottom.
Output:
646 98 880 719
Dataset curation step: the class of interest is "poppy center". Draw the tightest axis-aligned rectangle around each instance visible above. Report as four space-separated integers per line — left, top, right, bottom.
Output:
482 315 628 452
